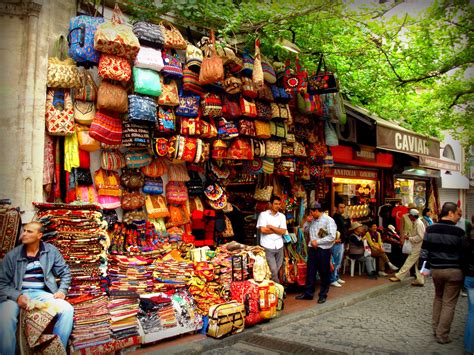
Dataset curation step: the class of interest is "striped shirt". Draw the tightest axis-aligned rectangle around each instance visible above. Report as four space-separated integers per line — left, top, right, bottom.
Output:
22 255 45 290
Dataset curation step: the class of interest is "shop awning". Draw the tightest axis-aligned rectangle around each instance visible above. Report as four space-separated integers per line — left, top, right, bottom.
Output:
440 171 470 189
344 102 440 158
400 167 441 179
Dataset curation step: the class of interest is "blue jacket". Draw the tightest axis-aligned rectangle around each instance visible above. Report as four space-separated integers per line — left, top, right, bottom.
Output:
0 241 71 302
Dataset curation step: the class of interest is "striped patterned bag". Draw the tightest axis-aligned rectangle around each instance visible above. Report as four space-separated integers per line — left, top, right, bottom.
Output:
89 111 122 145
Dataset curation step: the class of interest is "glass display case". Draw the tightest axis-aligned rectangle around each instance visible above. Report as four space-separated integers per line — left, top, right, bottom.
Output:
332 177 377 221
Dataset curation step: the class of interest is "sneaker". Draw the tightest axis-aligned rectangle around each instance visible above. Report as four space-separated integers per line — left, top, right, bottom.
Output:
331 281 342 287
378 271 388 276
461 290 467 297
388 262 399 271
368 273 378 280
337 279 345 284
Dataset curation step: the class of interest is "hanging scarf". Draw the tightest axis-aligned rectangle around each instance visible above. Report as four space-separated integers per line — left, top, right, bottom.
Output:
423 215 433 226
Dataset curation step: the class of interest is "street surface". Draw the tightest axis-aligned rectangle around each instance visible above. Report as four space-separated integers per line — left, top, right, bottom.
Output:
199 278 468 354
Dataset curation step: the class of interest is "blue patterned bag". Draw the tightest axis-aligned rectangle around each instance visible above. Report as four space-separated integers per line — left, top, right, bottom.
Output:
128 95 157 124
133 67 162 97
175 95 200 117
143 177 164 194
270 85 292 103
68 15 104 66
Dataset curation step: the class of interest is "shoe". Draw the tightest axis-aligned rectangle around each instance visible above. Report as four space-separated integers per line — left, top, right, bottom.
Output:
411 282 424 287
389 276 401 282
461 290 467 297
295 294 313 300
331 281 342 287
435 336 452 344
337 279 345 284
317 297 327 304
388 262 399 271
368 273 378 280
378 271 388 276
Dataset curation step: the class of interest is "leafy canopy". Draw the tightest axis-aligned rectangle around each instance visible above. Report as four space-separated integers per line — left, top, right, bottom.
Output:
123 0 473 148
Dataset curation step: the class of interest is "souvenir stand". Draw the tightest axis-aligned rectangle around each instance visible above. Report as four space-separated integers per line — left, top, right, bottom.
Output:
39 3 344 351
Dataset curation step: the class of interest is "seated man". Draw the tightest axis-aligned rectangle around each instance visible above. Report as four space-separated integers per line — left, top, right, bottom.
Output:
348 222 378 279
0 221 73 353
365 222 399 276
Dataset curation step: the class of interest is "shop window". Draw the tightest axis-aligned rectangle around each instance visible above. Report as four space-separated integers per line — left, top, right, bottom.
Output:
333 177 377 222
442 144 455 160
394 178 426 208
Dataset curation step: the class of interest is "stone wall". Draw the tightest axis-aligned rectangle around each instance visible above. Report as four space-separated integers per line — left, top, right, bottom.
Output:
0 0 75 219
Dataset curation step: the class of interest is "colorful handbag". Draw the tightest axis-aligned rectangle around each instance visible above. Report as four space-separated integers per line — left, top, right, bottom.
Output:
100 150 125 170
252 39 264 90
223 75 242 95
244 158 263 175
122 121 151 148
241 49 254 77
134 46 164 72
121 191 146 210
212 139 228 160
262 158 274 174
240 97 258 118
132 21 165 49
133 67 162 97
257 84 274 102
238 119 256 137
94 168 121 196
281 142 294 157
125 150 153 168
283 57 307 94
253 175 273 202
158 78 179 106
255 101 272 120
143 177 164 195
94 4 140 61
293 141 307 157
45 89 75 136
96 80 128 113
222 95 241 119
271 103 291 120
141 158 168 177
180 117 201 136
262 60 277 84
276 158 296 177
183 66 204 95
76 185 99 204
145 195 169 218
120 168 145 189
128 95 158 124
175 94 200 117
265 140 282 158
199 120 218 139
207 301 245 339
47 36 81 89
308 54 338 94
68 15 105 65
98 54 132 82
253 139 266 157
167 162 190 181
74 69 97 102
241 77 258 99
199 30 224 86
160 20 187 50
270 121 287 139
270 85 292 103
166 181 188 203
201 93 222 117
74 100 95 125
153 137 170 157
217 118 239 140
161 51 183 79
89 112 122 148
254 120 271 139
156 107 176 133
76 124 100 152
227 138 253 160
185 42 203 72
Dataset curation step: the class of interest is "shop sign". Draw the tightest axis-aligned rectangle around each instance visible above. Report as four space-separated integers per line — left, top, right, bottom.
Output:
326 168 378 180
377 125 440 158
419 156 460 172
353 148 376 162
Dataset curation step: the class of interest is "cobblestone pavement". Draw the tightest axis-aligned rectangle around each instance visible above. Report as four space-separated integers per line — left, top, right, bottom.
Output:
201 278 468 355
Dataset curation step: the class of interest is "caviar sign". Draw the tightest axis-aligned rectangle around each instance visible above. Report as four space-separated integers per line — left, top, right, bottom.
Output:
376 125 440 158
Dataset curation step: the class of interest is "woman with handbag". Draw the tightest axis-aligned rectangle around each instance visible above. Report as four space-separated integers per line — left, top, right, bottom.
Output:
365 222 399 276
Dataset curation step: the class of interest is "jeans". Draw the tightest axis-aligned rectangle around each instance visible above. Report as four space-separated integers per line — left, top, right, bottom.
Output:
0 289 74 354
330 243 344 283
264 247 284 284
304 247 331 299
465 276 474 353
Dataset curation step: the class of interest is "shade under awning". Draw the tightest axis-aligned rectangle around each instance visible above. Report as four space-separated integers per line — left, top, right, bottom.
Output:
401 167 441 179
440 171 470 189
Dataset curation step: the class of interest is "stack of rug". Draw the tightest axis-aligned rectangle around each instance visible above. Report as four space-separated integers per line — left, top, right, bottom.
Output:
108 255 155 294
108 291 140 339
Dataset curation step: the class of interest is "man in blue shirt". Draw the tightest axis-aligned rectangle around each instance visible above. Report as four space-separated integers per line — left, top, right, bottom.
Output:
296 202 337 303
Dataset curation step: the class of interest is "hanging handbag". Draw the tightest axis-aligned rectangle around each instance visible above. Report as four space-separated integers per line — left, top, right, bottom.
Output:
98 54 132 82
122 121 151 148
324 121 339 147
141 157 168 178
166 181 189 203
75 184 99 204
125 150 153 168
257 84 274 102
153 137 170 157
212 139 228 160
100 150 125 170
199 30 224 86
45 89 75 136
133 67 162 97
244 158 263 175
241 49 254 77
217 118 239 140
47 35 81 89
185 36 203 72
241 77 258 99
222 95 241 119
283 57 307 94
89 111 122 145
143 177 164 195
132 21 165 49
158 78 179 106
201 93 222 117
265 140 282 158
270 121 287 139
262 59 277 84
134 46 164 72
227 138 253 160
121 191 146 210
180 117 201 136
276 158 296 177
293 141 307 157
160 20 187 50
183 66 204 95
175 94 200 117
68 14 105 66
240 97 257 118
128 95 158 124
297 92 317 115
74 69 97 102
307 54 339 94
120 168 145 189
223 75 242 95
238 119 256 137
270 85 292 103
96 80 128 113
145 195 170 218
94 168 121 196
199 120 218 139
255 101 272 121
262 158 274 174
74 100 95 125
76 124 100 152
253 139 266 158
94 4 140 61
281 142 294 157
252 39 264 90
156 106 176 133
161 51 183 79
167 162 190 181
186 171 204 196
271 103 291 120
254 120 271 139
253 174 273 202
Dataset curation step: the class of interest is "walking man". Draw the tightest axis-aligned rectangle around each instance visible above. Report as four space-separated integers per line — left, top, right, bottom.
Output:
330 202 347 287
420 202 468 344
296 202 336 303
257 196 287 283
389 208 426 286
0 221 73 354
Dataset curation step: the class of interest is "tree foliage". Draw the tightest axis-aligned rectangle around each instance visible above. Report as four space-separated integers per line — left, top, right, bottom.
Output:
123 0 474 149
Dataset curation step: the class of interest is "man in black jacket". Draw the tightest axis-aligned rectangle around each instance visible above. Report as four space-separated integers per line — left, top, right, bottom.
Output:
420 202 468 345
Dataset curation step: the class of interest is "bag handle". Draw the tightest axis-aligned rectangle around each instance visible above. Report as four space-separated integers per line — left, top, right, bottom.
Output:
53 35 69 60
111 3 124 25
316 53 327 74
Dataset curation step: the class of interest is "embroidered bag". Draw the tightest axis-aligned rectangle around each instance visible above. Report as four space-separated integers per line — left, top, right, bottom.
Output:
253 139 266 157
96 80 128 113
241 77 258 99
183 66 204 95
217 118 239 140
255 101 272 120
199 120 218 139
257 84 274 102
128 95 158 124
122 190 146 210
180 117 200 136
253 174 273 202
185 41 203 72
68 15 105 65
238 119 256 137
134 46 164 72
47 36 81 89
175 94 200 117
98 54 131 82
156 107 176 133
283 57 307 94
160 20 187 50
262 158 274 174
241 49 254 77
265 140 282 158
262 60 277 84
94 4 140 61
153 137 170 157
143 177 164 195
270 121 287 139
141 157 167 177
122 121 151 148
132 21 165 49
94 168 121 196
74 100 95 125
254 120 271 139
133 67 162 97
201 93 222 117
199 30 224 86
74 69 97 102
270 85 292 103
212 139 228 160
45 89 75 136
166 181 188 203
146 195 170 218
222 95 241 119
125 150 153 168
120 168 145 189
158 78 179 106
100 150 125 170
307 54 338 94
161 51 183 79
244 158 263 175
293 141 307 157
271 103 291 120
240 96 257 118
252 39 264 90
227 138 253 160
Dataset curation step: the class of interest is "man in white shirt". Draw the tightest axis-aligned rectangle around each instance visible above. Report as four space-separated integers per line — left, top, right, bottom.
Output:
256 196 287 283
296 202 337 303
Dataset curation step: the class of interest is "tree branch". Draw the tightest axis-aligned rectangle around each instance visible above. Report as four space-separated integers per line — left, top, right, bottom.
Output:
449 86 474 108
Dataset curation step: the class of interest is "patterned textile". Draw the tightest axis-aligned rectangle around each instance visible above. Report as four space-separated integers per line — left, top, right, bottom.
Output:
0 206 21 259
71 335 141 355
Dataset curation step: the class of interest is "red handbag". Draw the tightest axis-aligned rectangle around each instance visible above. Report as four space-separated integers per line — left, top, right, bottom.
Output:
283 57 307 94
98 54 132 82
222 95 241 119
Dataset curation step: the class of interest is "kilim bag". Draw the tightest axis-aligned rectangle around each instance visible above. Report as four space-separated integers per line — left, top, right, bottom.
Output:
132 21 165 49
133 67 162 97
253 174 273 202
100 150 125 170
270 85 292 103
254 120 271 139
141 157 168 177
199 30 224 86
156 107 176 133
185 41 203 72
76 124 100 152
94 168 121 196
146 195 169 218
96 81 128 113
122 191 146 210
161 20 187 50
180 117 200 136
265 140 282 158
128 95 158 124
74 100 95 125
158 78 179 106
255 101 272 121
201 93 222 117
98 54 131 82
238 119 256 137
175 94 200 117
271 103 291 120
199 120 217 139
241 49 254 77
270 121 286 139
257 84 274 102
222 95 241 119
94 4 140 61
161 51 183 79
45 89 75 136
120 168 145 189
47 36 81 89
262 60 277 84
166 181 188 203
122 121 151 148
240 97 257 118
143 177 164 195
134 46 164 72
89 111 122 145
125 150 153 168
68 15 105 66
241 77 258 99
283 57 307 94
183 66 204 95
252 39 264 90
74 69 97 102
